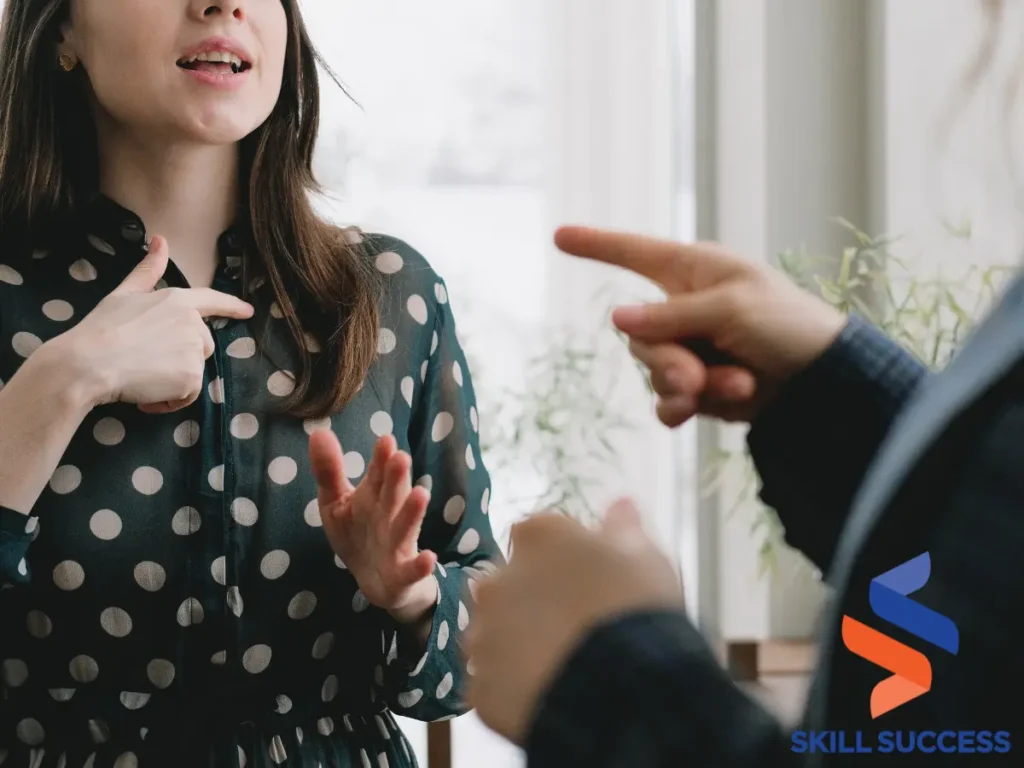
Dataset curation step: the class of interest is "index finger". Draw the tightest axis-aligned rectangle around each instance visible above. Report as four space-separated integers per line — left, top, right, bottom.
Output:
553 226 739 292
182 287 255 319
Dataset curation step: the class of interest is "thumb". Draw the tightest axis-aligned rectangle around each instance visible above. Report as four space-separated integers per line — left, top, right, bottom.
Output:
115 235 170 293
309 429 355 504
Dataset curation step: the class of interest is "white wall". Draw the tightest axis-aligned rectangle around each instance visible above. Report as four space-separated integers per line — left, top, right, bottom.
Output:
544 0 684 567
875 0 1024 269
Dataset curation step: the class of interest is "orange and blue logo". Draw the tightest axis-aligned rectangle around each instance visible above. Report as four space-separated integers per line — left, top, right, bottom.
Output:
841 552 959 718
791 553 1011 755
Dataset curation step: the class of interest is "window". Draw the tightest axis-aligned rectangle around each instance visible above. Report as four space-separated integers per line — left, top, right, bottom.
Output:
304 1 697 764
304 0 548 544
302 1 546 763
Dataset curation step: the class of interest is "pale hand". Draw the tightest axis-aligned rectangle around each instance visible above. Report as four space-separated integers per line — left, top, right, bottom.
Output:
309 430 439 624
465 499 684 744
554 226 847 424
48 235 254 414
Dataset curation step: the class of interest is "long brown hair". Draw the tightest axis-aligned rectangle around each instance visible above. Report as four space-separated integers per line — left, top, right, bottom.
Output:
0 0 381 419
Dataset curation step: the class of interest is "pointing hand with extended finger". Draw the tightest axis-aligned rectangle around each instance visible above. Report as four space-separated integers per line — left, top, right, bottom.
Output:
554 227 847 425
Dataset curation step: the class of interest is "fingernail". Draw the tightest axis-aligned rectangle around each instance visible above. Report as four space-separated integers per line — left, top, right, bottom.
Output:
612 305 646 325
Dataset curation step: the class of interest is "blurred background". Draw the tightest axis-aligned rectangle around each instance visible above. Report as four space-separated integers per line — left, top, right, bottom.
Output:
300 0 1024 764
0 0 1008 764
300 1 695 762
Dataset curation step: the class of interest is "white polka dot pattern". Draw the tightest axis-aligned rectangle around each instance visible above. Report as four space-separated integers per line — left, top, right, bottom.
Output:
49 465 81 495
375 251 403 274
407 295 428 325
267 456 297 484
87 234 115 255
100 607 132 637
227 586 244 617
131 467 163 495
378 328 397 354
171 506 201 535
261 550 290 580
230 497 259 526
42 299 74 321
242 644 271 674
0 264 23 284
146 659 174 689
431 413 454 442
208 464 224 491
89 510 122 540
69 258 97 281
0 231 499 756
267 370 296 397
11 331 41 358
208 377 225 404
133 562 166 592
344 451 365 479
230 413 259 439
303 498 321 527
226 337 256 358
369 411 393 436
443 496 466 525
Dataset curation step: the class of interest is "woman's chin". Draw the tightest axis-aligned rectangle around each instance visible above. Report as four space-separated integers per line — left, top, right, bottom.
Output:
178 110 266 146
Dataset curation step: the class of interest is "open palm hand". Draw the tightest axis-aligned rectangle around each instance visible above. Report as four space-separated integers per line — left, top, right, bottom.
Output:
309 430 438 622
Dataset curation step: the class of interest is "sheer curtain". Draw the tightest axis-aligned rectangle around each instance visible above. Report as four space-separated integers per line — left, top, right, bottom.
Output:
302 1 696 764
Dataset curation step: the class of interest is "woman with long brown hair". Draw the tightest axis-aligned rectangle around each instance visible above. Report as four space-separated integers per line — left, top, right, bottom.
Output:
0 1 498 766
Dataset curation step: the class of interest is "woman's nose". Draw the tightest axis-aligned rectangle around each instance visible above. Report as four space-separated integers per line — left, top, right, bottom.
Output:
191 1 246 22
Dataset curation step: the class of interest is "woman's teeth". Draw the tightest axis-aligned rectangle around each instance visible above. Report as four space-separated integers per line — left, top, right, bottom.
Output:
178 51 247 73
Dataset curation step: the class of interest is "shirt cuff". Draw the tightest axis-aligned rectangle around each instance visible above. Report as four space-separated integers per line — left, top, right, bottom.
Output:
0 506 38 585
745 314 928 571
527 610 783 768
385 566 445 673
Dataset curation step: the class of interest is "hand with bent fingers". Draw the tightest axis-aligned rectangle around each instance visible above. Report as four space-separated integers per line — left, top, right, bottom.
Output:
465 498 684 744
309 430 439 626
554 226 847 425
53 235 255 414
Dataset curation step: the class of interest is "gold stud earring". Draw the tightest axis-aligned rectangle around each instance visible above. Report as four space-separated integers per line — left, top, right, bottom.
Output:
58 53 77 72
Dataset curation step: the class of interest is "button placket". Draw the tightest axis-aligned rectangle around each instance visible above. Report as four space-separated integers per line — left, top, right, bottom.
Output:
193 332 231 686
211 329 243 677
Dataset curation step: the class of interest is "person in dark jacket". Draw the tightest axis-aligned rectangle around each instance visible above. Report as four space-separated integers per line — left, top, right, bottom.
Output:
465 225 1023 766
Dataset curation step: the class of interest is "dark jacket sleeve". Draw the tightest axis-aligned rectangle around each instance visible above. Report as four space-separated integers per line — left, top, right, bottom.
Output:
526 611 794 768
746 314 928 574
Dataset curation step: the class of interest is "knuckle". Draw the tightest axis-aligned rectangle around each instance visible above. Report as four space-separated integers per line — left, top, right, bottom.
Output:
720 283 749 314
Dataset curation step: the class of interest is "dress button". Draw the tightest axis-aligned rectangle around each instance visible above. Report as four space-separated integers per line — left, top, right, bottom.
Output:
120 221 145 244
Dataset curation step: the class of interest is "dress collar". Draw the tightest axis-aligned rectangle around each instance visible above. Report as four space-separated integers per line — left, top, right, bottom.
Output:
76 193 245 278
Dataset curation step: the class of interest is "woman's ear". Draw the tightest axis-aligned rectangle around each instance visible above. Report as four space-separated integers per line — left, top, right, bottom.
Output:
56 21 79 71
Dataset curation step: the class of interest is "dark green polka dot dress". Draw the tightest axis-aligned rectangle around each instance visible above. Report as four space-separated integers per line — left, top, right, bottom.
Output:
0 196 501 767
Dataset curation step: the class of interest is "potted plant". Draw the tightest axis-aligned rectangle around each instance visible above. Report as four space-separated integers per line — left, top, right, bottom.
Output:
704 218 1016 576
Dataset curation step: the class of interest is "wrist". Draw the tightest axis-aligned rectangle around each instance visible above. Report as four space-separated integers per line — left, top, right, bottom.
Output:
386 575 440 626
37 334 110 412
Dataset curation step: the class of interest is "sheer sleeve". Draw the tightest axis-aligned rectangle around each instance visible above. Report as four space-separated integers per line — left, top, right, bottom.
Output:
378 273 503 721
0 506 37 587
